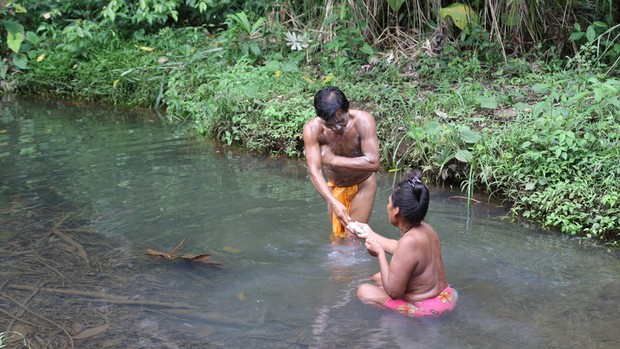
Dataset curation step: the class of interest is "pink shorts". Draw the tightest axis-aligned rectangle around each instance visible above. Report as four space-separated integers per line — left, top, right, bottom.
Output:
383 285 457 318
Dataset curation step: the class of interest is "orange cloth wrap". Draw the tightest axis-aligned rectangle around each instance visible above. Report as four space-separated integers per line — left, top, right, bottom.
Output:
327 181 359 238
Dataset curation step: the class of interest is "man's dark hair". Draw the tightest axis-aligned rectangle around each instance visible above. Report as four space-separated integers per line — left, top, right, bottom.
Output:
391 170 430 225
314 86 349 121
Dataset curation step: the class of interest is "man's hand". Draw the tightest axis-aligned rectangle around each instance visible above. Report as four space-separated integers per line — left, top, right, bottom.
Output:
330 200 350 228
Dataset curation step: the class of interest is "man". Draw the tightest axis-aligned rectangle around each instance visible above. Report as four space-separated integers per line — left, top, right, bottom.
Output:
302 86 380 239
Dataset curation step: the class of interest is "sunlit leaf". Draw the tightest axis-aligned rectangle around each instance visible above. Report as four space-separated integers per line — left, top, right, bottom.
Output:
7 31 24 53
323 73 335 84
439 3 480 34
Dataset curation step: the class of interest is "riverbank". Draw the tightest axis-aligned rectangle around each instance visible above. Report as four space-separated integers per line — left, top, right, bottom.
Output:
4 3 619 245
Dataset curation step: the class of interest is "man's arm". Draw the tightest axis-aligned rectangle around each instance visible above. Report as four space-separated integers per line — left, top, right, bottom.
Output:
321 111 380 172
302 120 343 210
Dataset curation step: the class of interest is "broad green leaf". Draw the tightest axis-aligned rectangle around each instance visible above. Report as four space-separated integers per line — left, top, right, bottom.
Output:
25 31 40 44
439 3 480 34
525 182 535 190
360 43 374 55
14 3 27 13
586 25 597 42
531 83 549 94
388 0 405 12
475 96 497 109
459 127 481 144
569 32 584 41
3 20 23 35
425 120 442 136
455 149 473 163
513 102 529 110
592 21 608 31
11 53 29 68
7 31 23 53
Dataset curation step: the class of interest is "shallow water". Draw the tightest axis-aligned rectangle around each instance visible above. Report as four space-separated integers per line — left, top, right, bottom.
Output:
1 98 618 348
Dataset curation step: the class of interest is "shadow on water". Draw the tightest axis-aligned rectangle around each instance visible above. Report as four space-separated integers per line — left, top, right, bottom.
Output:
0 98 619 349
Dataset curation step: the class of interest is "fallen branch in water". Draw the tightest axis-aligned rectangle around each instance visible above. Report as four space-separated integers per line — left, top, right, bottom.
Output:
51 228 89 263
0 289 75 349
8 284 195 309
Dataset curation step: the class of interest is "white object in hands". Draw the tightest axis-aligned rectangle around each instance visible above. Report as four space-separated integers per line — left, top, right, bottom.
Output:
348 221 366 238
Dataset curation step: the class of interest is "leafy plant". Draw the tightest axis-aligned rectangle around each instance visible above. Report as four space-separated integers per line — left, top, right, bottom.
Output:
218 11 266 63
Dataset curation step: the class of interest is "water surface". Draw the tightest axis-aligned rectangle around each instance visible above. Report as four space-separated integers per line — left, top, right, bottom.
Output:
0 98 618 348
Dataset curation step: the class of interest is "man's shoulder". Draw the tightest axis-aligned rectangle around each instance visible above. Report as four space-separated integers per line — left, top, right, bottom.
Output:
302 117 323 141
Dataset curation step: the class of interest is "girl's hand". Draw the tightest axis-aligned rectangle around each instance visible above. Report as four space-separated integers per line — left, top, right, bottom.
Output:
365 238 382 257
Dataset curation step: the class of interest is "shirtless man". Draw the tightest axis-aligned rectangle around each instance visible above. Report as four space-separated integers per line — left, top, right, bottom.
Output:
302 86 380 239
347 171 457 318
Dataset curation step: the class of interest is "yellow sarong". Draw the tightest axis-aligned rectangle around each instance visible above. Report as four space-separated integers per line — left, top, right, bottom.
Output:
327 181 359 238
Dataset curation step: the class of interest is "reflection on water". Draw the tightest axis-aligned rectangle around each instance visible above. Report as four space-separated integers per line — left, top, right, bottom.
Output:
1 98 619 349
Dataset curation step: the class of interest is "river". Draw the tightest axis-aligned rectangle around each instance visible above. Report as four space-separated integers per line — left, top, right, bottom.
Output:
0 97 618 348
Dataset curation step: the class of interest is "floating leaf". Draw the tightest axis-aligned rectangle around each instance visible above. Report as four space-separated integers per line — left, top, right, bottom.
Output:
145 239 222 265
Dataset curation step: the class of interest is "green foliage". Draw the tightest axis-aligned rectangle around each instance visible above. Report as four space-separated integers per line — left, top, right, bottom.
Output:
165 59 316 156
318 3 374 73
569 21 620 74
8 0 620 245
216 11 267 64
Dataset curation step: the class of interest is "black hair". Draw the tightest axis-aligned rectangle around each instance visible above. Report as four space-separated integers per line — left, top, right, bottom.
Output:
313 86 349 121
391 170 430 225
